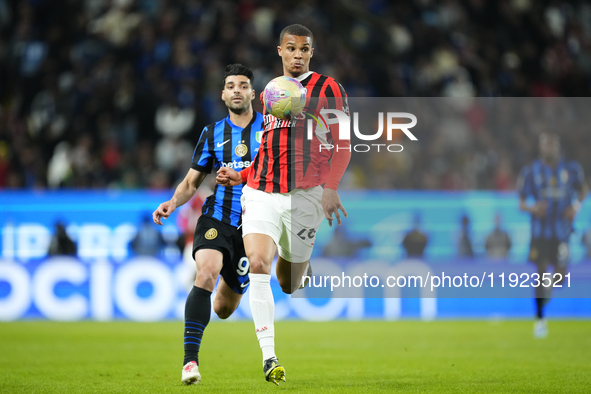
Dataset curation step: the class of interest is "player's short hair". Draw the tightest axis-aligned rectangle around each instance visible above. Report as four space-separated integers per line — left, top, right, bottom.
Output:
279 24 314 46
223 64 254 87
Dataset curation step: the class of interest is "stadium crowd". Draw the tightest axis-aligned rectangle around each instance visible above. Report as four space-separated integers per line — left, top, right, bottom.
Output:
1 0 590 190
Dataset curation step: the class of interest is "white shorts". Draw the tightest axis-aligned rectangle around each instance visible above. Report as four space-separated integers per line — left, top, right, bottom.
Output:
241 185 324 263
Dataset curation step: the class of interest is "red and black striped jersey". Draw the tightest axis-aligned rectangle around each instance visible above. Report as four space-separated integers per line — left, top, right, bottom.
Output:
246 71 351 193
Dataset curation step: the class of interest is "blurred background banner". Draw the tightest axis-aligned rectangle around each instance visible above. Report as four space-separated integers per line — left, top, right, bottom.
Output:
2 190 591 321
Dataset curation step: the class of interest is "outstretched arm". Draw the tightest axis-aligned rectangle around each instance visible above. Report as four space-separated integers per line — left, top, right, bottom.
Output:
322 79 351 227
322 145 350 227
322 188 348 227
153 169 207 225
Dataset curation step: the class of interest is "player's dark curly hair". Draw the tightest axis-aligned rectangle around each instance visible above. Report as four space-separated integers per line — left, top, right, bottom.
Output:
279 24 313 45
223 64 254 86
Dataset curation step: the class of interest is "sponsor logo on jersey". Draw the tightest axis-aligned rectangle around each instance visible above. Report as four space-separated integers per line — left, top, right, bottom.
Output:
235 144 248 157
541 187 566 199
221 160 251 169
217 139 231 147
205 228 218 240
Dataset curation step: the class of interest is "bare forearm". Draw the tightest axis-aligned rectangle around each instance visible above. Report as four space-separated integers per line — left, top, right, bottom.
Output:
171 171 207 208
239 165 252 183
170 179 197 208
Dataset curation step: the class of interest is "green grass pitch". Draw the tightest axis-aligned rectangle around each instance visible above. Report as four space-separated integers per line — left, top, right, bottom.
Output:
1 320 590 393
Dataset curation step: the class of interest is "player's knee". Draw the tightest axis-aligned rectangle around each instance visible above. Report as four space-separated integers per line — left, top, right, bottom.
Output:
195 271 217 290
248 255 269 274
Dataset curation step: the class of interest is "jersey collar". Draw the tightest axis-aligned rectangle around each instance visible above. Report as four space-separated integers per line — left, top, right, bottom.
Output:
226 112 258 130
293 71 313 82
539 157 565 169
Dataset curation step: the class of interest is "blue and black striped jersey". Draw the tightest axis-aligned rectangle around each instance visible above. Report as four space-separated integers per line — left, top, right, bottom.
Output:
518 158 585 242
191 112 264 228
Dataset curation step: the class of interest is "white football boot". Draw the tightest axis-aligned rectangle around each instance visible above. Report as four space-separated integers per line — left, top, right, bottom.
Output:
181 361 201 385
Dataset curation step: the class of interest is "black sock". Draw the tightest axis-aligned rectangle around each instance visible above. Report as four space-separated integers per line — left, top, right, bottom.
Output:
183 286 212 366
535 297 545 319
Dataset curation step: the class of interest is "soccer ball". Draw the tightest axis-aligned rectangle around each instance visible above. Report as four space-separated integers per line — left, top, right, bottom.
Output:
263 76 306 120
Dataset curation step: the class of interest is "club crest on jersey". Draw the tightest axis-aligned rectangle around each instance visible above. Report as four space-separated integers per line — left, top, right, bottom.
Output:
205 228 218 240
235 144 248 157
529 247 538 261
255 131 263 143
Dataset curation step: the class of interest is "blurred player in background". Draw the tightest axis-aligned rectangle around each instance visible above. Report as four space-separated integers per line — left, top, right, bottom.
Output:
518 132 587 338
217 24 350 385
152 64 263 385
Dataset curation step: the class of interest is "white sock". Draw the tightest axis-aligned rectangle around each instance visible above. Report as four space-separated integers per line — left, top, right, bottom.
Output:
249 273 276 361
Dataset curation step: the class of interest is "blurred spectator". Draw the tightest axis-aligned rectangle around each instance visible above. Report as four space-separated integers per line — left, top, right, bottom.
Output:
402 214 428 257
131 214 165 255
154 135 193 176
582 224 591 259
322 225 371 258
90 0 142 47
47 141 72 188
48 221 77 256
1 0 590 191
457 214 474 258
485 213 512 259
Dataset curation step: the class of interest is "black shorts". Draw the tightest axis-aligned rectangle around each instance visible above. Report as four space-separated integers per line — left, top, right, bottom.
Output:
193 215 249 294
529 238 570 268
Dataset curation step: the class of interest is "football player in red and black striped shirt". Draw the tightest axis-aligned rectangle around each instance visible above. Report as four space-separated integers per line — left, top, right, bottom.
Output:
216 24 351 385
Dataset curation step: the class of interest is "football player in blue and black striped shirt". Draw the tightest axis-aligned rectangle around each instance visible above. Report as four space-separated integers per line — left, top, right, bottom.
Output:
518 132 587 338
152 64 263 385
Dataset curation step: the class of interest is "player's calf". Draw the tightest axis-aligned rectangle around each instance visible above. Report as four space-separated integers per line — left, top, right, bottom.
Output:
212 277 244 319
277 259 310 294
213 303 235 319
278 277 297 294
279 277 308 294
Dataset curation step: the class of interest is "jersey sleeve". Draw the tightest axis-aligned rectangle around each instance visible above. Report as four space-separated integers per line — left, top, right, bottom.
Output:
570 161 585 191
516 165 532 198
324 79 351 190
239 165 252 183
191 125 214 173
